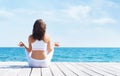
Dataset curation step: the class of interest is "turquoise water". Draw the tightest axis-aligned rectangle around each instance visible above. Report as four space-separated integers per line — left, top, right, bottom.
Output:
0 47 120 62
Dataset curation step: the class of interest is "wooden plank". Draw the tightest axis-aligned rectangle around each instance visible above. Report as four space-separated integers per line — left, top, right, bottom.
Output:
0 62 28 67
31 68 41 76
49 62 65 76
71 63 103 76
55 62 77 76
0 62 29 76
1 62 120 76
102 65 120 76
80 63 115 76
0 69 10 76
88 63 120 76
1 68 21 76
41 66 53 76
17 68 31 76
63 62 90 76
103 63 120 70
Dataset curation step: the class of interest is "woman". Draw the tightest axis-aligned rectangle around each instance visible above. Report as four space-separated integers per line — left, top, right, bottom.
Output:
19 19 59 68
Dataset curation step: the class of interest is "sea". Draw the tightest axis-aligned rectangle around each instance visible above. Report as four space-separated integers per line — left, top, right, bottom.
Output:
0 47 120 62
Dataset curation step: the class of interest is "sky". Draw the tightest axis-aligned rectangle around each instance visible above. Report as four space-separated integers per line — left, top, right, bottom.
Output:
0 0 120 47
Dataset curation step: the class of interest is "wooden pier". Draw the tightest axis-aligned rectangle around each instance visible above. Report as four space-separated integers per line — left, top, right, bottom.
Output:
0 62 120 76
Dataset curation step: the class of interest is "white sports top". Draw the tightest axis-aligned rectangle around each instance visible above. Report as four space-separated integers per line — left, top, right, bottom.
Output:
32 40 47 51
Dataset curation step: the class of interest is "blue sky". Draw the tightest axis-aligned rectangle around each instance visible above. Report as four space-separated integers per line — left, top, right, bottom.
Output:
0 0 120 47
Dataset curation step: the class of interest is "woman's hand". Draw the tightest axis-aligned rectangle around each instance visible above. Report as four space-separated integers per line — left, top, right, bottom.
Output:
18 42 25 47
54 42 60 47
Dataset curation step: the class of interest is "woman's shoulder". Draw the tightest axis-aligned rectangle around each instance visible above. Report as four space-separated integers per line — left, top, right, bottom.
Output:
44 34 50 42
28 35 34 42
28 35 33 39
45 34 50 38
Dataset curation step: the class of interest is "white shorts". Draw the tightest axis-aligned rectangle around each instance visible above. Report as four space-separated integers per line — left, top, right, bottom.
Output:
25 50 54 68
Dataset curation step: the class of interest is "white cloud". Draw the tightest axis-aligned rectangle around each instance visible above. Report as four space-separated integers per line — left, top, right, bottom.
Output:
91 0 120 8
106 1 120 8
93 18 116 24
0 0 119 47
0 10 14 18
59 26 120 47
64 5 91 20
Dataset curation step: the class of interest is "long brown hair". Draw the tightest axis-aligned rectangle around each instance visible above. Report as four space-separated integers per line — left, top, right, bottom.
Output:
32 19 46 40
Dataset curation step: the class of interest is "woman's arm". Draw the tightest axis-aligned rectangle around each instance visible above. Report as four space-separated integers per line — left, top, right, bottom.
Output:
47 37 53 54
19 36 32 52
46 36 59 54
